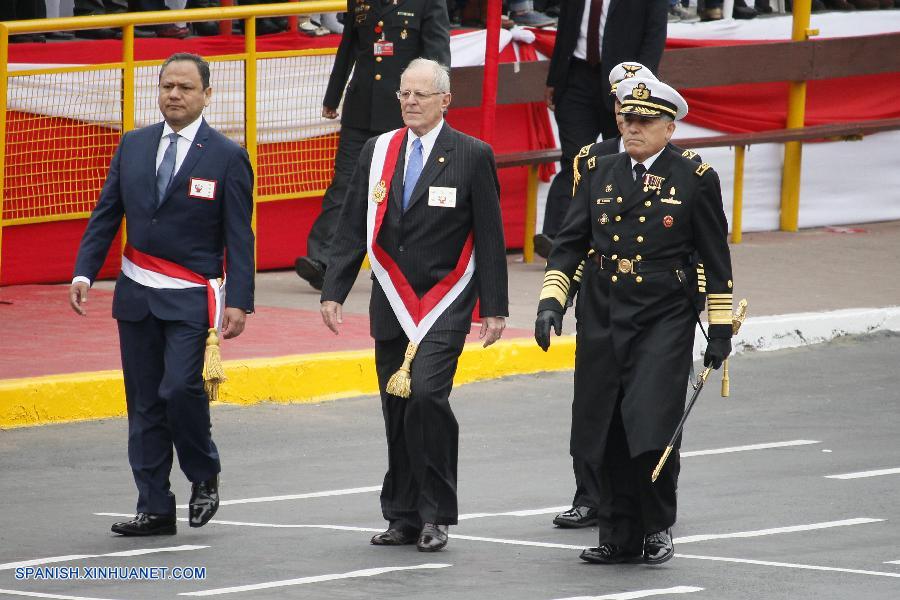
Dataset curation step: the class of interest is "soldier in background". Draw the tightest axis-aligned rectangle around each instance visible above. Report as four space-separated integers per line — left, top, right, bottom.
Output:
294 0 450 290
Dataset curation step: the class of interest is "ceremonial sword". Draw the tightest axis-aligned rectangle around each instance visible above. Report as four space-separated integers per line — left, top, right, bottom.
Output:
651 299 748 483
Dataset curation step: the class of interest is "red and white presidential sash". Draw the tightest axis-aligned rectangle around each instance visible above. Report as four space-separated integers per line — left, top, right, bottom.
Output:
366 127 475 345
121 244 224 330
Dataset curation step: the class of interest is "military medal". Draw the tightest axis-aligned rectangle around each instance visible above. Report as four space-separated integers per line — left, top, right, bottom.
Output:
372 180 387 204
642 172 664 194
605 184 612 193
400 29 408 39
599 213 609 225
663 215 674 228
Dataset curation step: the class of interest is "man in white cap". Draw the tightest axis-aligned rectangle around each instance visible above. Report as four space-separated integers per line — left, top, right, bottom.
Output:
535 77 734 565
551 63 705 531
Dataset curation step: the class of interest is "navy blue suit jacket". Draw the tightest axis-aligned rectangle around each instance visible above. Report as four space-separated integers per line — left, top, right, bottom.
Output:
74 119 255 324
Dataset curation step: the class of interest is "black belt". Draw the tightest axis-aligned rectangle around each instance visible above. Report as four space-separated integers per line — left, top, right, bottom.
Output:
591 254 692 275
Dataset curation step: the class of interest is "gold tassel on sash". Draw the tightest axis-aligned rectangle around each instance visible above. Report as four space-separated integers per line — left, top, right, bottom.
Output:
202 327 226 402
386 341 418 399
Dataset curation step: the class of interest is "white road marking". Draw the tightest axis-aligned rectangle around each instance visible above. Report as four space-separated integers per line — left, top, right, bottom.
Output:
0 590 124 600
674 518 882 544
884 560 900 565
174 485 381 508
179 563 451 596
681 440 819 457
459 506 570 520
0 546 207 571
678 553 900 579
556 587 704 600
825 467 900 480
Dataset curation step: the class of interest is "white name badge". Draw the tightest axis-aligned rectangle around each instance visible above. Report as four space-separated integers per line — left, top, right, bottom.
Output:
189 178 217 200
428 186 456 208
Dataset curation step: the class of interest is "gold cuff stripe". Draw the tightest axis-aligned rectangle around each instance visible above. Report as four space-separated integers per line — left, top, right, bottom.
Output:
708 309 733 325
708 293 733 300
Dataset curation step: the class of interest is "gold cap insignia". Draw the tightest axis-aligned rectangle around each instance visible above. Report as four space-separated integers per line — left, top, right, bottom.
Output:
622 64 643 78
632 82 650 101
372 180 387 204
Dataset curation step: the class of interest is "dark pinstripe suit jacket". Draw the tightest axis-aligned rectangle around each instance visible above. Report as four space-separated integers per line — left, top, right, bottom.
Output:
322 123 509 341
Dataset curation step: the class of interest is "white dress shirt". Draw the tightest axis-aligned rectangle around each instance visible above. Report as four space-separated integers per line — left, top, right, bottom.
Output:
631 146 666 177
573 0 609 62
157 115 204 177
403 119 444 184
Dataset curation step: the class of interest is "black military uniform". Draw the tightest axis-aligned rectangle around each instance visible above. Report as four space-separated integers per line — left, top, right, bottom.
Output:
295 0 451 288
560 139 704 522
537 78 733 564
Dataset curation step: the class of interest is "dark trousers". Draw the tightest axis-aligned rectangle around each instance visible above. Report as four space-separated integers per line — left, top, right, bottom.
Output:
594 397 679 550
0 0 45 20
543 59 619 237
73 0 129 14
374 330 467 531
118 315 220 516
306 125 378 265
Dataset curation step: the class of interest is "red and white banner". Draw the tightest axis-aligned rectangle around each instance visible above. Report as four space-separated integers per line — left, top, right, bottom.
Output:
365 128 475 345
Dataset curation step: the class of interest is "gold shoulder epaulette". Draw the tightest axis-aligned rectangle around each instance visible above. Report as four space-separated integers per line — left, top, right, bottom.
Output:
572 143 594 196
695 162 712 176
682 149 698 159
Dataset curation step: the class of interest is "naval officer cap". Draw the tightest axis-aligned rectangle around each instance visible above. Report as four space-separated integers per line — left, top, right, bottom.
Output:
616 77 689 121
608 62 658 95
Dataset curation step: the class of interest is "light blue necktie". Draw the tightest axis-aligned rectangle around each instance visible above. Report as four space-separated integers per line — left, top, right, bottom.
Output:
156 132 179 206
402 137 423 211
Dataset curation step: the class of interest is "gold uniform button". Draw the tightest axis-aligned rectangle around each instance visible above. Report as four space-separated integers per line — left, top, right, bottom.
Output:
637 236 644 243
611 254 618 260
375 74 382 80
613 234 620 242
615 215 621 222
611 275 618 282
639 216 646 222
376 56 382 62
635 276 643 283
635 254 642 261
616 196 623 203
644 200 652 207
377 20 384 26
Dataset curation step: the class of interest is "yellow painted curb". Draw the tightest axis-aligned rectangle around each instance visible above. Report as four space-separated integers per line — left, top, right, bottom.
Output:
0 336 576 429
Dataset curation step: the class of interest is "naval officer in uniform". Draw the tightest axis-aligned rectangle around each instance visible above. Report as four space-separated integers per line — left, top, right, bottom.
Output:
535 77 734 565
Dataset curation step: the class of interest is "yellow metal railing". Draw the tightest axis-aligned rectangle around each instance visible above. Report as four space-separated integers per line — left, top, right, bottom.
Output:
0 1 344 280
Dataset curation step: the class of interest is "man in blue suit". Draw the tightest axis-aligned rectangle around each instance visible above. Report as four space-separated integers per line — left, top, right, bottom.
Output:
69 53 255 536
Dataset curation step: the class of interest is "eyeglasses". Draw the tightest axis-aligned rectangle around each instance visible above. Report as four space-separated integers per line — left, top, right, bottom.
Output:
396 90 445 101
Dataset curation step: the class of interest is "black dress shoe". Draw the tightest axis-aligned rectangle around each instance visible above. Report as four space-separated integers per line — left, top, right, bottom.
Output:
579 543 642 564
553 505 598 528
74 28 120 40
111 513 176 536
370 527 418 545
532 234 553 259
294 256 326 290
643 528 675 565
416 523 448 552
189 475 219 528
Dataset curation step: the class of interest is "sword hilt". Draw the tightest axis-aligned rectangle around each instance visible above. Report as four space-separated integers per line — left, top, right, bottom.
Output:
721 358 730 397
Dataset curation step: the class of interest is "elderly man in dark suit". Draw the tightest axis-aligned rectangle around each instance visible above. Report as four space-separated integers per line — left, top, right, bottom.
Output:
321 58 508 552
70 53 255 537
294 0 451 290
535 0 667 258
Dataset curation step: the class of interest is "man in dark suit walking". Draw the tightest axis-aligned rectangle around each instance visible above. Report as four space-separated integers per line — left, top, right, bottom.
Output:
321 58 508 552
70 53 255 536
294 0 451 290
535 0 667 257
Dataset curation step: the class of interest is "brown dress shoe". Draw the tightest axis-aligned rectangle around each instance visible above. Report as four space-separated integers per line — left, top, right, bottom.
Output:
701 7 724 20
371 527 418 545
416 523 448 552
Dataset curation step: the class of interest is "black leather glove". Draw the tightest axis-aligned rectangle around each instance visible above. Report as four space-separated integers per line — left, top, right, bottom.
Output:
534 310 563 352
703 337 732 370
